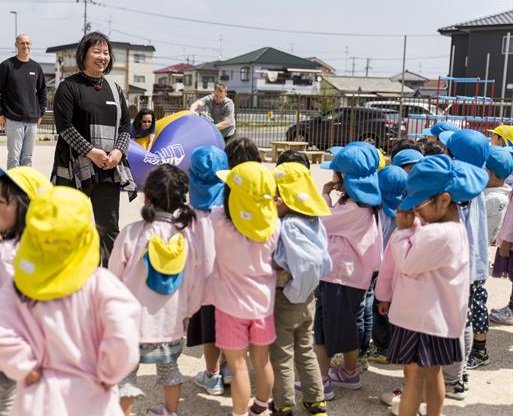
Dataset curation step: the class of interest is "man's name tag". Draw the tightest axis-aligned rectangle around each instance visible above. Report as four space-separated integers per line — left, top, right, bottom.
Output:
29 72 35 75
106 101 117 105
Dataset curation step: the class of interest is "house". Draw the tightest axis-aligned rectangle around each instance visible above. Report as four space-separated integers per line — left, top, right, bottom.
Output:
439 9 513 97
216 47 322 99
321 75 413 106
153 63 194 96
46 41 156 108
416 79 449 97
183 60 220 94
40 62 56 90
390 70 429 92
305 57 337 75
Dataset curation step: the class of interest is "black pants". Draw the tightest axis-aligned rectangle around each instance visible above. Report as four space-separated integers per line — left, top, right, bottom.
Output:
86 182 120 267
55 178 120 267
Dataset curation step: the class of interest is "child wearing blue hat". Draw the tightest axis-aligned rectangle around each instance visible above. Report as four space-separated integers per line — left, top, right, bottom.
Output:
109 165 203 416
443 129 492 377
490 149 513 326
392 149 424 173
485 146 513 245
186 145 232 396
383 154 488 416
371 166 408 366
316 142 383 395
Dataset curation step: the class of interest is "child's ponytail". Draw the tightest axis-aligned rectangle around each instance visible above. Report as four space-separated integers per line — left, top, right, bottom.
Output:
174 203 196 230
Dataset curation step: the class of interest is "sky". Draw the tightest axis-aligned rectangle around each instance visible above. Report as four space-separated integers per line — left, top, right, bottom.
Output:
0 0 512 78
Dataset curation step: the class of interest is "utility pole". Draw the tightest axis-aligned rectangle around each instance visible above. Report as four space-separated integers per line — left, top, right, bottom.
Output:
351 57 356 76
77 0 91 36
344 46 349 74
365 58 370 77
218 34 223 60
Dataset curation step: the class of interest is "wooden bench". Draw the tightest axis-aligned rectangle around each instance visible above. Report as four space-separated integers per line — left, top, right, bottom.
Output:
304 150 325 164
258 147 273 162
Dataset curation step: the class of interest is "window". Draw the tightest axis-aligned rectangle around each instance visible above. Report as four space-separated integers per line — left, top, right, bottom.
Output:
220 70 229 81
184 74 193 86
133 75 145 83
133 53 146 63
240 67 250 82
502 35 513 54
202 76 215 89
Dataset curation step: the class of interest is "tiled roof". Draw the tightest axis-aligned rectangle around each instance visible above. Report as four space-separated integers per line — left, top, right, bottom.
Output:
390 70 429 82
218 47 317 69
154 63 193 74
439 9 513 33
323 76 413 94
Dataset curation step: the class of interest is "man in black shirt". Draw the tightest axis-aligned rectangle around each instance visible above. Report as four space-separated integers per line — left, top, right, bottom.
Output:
0 33 46 168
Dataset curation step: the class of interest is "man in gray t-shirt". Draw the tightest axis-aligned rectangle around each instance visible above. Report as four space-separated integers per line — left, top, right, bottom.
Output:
190 82 236 141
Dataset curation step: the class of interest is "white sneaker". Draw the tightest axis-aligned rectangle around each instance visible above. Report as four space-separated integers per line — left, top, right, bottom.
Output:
390 401 427 416
146 404 177 416
490 305 513 325
381 388 402 406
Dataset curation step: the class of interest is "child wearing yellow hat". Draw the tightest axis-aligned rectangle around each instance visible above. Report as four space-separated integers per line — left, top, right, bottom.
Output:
206 161 279 416
0 166 52 415
109 164 203 416
269 160 331 416
0 186 140 416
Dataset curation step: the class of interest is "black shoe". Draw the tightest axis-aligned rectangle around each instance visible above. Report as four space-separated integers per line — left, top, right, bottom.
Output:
269 401 294 416
445 381 466 400
466 349 490 369
303 401 327 416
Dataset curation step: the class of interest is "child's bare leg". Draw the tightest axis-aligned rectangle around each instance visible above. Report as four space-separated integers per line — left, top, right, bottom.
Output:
314 344 331 377
249 344 274 403
224 348 251 414
399 363 424 416
204 343 221 372
120 397 134 416
343 349 359 372
423 366 444 416
163 384 181 413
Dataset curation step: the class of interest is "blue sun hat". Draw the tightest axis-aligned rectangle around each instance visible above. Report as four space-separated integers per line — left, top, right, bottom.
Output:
188 145 228 211
430 121 459 140
144 233 187 295
378 165 408 218
486 146 513 179
442 129 490 168
392 149 424 168
400 154 488 211
321 141 381 206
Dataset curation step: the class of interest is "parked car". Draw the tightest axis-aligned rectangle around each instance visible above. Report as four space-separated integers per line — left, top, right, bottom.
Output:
285 107 401 150
363 100 453 138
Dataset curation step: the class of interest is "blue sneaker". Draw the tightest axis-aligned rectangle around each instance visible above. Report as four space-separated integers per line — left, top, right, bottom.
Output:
194 370 224 395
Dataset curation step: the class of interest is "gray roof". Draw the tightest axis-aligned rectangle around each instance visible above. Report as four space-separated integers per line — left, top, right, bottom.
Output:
439 9 513 34
218 47 317 69
191 60 221 71
390 70 428 82
323 76 413 94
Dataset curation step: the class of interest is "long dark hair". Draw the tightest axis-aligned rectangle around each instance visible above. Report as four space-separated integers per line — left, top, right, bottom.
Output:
141 164 196 229
0 177 29 241
133 109 156 131
76 31 114 74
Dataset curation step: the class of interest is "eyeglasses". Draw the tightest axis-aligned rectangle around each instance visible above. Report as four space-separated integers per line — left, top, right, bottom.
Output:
141 120 152 124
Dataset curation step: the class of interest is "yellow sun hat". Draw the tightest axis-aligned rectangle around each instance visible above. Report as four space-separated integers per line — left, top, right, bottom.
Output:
14 186 100 301
377 148 387 170
488 125 513 145
0 166 53 200
147 233 187 275
273 162 331 217
216 161 278 242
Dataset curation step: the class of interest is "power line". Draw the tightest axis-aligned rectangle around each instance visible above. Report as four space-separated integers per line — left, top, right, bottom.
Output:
98 3 439 38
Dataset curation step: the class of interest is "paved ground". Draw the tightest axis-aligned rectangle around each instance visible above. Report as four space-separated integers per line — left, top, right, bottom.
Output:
1 144 512 416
